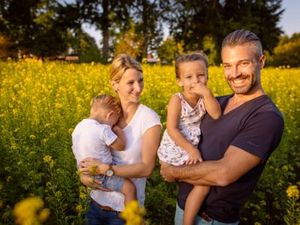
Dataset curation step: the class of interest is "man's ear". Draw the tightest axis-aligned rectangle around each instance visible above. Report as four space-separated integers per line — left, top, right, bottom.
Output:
259 55 266 69
110 80 119 92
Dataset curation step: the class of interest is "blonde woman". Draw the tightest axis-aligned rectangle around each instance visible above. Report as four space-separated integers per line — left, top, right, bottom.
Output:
79 54 161 225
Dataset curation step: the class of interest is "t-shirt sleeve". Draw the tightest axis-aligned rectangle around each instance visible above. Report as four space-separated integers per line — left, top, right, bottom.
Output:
73 132 98 165
231 111 284 161
102 125 118 146
141 107 162 135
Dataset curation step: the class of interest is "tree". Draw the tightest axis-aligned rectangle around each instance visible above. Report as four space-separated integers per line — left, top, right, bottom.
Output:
114 21 144 59
157 37 183 64
270 33 300 67
0 0 75 57
161 0 222 52
0 33 16 58
70 30 103 63
78 0 132 62
130 0 163 61
161 0 283 64
219 0 283 54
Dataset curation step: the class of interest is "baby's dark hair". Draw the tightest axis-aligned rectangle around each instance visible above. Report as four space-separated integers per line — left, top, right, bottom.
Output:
90 94 121 115
175 52 209 78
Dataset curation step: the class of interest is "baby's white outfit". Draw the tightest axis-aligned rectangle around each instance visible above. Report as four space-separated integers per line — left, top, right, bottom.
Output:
158 93 206 166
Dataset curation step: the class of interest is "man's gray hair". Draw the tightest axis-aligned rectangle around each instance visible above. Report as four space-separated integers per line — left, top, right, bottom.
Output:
222 29 263 57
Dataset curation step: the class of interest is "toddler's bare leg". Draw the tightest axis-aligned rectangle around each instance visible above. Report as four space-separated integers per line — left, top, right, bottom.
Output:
121 179 137 205
183 185 210 225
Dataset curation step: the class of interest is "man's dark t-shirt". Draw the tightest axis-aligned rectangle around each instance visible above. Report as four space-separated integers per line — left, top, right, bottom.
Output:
177 95 284 223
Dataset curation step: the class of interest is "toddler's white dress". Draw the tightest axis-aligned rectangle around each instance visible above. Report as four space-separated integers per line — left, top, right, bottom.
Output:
158 93 206 166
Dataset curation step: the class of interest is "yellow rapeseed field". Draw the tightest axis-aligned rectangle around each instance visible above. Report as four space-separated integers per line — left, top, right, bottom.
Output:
0 59 299 225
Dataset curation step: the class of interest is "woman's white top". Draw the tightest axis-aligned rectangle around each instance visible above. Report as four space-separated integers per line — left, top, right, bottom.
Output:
90 104 161 211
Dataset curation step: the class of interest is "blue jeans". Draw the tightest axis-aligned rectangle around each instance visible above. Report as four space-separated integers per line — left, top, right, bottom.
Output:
175 203 239 225
86 201 125 225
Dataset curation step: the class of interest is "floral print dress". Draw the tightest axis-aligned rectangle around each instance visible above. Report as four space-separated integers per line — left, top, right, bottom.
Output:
158 93 206 166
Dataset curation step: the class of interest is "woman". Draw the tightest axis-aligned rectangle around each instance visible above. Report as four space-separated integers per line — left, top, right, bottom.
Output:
79 54 161 225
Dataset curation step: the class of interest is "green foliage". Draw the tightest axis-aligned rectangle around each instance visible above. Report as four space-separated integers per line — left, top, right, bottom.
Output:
162 0 283 64
0 33 16 58
114 21 144 60
270 33 300 67
202 36 218 65
157 37 183 64
75 31 103 63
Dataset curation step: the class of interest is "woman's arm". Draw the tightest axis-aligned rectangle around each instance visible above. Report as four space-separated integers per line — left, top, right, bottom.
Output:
79 124 161 178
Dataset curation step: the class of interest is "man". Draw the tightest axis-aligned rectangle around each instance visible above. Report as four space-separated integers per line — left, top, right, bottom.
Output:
160 29 284 225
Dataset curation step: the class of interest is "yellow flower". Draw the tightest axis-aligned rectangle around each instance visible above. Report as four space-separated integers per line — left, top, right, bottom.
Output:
286 185 300 199
13 196 50 225
75 204 84 213
120 200 145 225
29 135 36 140
88 165 98 175
43 155 55 168
43 155 52 164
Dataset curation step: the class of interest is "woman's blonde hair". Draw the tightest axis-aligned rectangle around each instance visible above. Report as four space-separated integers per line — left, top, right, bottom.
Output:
110 54 143 83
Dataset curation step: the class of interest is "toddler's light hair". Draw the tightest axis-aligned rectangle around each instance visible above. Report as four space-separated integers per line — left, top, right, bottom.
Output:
90 94 122 115
175 52 209 79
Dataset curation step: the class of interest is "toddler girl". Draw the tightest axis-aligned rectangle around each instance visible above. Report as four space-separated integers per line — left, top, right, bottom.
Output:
158 52 221 225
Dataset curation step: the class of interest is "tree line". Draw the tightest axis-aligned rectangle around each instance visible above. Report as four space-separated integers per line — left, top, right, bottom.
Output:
1 0 299 66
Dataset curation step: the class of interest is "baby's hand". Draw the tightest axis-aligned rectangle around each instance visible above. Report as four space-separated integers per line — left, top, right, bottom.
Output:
185 148 203 165
112 125 122 133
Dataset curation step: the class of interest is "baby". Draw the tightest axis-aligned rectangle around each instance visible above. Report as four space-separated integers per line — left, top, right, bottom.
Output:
72 94 136 205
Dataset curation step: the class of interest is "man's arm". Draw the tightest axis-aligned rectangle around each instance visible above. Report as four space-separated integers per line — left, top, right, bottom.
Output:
160 145 261 186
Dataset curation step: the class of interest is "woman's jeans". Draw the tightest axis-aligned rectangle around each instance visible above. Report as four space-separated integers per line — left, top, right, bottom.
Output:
86 201 125 225
175 203 239 225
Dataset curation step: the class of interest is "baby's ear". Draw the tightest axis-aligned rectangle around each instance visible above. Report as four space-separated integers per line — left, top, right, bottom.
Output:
106 110 114 119
110 80 119 92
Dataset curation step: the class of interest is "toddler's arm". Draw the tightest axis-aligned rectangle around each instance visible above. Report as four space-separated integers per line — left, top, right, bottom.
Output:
167 95 202 164
192 83 221 119
110 125 126 150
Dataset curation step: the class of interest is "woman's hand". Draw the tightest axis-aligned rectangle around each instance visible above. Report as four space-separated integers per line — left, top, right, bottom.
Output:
79 157 109 175
80 174 102 189
79 174 112 192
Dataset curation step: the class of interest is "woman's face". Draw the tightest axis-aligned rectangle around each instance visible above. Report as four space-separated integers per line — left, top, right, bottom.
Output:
114 68 144 104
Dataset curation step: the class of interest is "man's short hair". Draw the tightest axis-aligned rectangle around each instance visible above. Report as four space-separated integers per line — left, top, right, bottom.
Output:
222 29 263 58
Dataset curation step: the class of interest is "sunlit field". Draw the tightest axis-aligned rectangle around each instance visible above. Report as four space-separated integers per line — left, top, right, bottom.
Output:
0 59 299 225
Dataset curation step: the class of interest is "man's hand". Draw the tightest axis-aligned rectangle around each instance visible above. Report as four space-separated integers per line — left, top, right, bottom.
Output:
159 161 176 182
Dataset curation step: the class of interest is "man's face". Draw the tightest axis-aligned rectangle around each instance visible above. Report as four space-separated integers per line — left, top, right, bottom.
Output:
221 44 265 95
